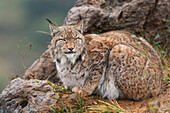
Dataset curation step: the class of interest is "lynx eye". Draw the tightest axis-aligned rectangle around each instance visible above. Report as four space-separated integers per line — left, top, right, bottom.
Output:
57 38 67 42
75 38 80 40
59 39 66 41
56 39 66 47
74 38 81 42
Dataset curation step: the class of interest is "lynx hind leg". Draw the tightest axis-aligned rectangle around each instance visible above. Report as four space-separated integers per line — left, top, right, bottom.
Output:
142 59 163 97
109 44 162 100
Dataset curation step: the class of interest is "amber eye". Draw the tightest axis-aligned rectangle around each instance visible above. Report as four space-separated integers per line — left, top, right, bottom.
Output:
74 38 81 42
59 38 66 41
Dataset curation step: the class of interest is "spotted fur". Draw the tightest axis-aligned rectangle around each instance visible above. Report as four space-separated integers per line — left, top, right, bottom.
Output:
47 19 163 100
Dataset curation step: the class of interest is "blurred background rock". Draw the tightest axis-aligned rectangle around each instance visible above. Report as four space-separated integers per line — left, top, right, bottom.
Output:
0 0 77 92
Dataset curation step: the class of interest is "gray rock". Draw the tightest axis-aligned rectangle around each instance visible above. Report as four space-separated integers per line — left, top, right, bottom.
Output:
0 78 59 113
23 49 62 85
63 0 169 54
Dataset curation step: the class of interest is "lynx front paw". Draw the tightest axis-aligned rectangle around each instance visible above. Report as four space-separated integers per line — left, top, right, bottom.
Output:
70 86 84 100
70 86 90 100
72 86 83 94
72 86 90 96
70 93 78 99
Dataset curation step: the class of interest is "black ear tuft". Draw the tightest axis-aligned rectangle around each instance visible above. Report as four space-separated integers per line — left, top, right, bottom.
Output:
78 14 82 20
74 20 84 34
45 18 52 24
45 18 60 37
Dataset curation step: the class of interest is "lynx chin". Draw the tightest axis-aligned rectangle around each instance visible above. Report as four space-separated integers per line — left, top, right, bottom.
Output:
46 18 163 100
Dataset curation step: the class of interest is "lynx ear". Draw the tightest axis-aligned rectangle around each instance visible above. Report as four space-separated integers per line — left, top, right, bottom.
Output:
45 18 60 37
74 20 84 34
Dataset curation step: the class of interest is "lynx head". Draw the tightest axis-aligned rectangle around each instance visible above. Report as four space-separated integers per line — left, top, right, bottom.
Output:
46 18 86 64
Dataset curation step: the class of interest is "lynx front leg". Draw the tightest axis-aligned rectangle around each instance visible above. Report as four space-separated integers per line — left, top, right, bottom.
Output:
70 37 115 99
70 66 104 99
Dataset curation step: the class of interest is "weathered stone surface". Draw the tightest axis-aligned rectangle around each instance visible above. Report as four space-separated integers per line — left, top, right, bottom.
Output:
0 78 59 113
23 49 62 85
63 0 169 54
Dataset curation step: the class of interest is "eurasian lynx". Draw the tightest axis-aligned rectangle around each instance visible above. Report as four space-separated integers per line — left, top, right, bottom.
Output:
46 18 163 100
